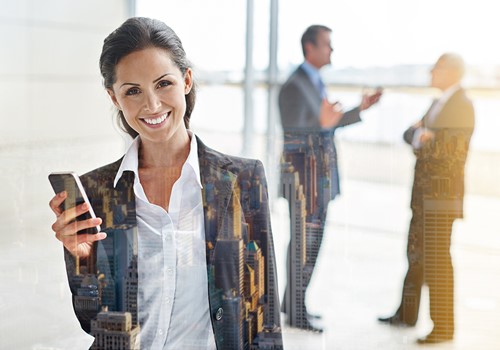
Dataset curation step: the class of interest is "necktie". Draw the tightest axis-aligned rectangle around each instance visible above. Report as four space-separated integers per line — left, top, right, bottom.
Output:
318 79 327 99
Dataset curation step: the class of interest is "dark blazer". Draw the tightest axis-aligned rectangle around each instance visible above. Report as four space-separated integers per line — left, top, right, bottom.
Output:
64 137 283 349
279 65 361 131
279 65 361 201
403 88 475 217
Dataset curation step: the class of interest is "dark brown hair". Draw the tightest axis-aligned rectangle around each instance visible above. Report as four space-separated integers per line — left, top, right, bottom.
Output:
99 17 196 138
301 25 332 57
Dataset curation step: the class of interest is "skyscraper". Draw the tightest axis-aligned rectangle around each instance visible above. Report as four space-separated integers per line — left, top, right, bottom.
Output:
281 162 308 328
90 310 140 350
222 290 244 350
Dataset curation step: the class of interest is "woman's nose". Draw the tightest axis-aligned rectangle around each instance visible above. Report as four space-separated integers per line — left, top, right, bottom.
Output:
144 93 161 113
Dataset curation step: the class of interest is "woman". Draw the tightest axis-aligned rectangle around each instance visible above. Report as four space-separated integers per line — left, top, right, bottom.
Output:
49 17 282 350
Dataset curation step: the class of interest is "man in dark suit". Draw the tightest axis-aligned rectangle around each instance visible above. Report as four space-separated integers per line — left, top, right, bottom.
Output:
378 53 475 344
279 24 382 332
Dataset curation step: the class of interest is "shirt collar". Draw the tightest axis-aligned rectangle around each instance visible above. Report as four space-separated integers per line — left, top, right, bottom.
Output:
301 61 322 87
114 136 140 188
113 130 202 189
185 130 202 188
438 83 461 105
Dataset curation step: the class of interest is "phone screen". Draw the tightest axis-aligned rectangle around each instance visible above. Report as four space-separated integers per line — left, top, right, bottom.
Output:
48 172 100 234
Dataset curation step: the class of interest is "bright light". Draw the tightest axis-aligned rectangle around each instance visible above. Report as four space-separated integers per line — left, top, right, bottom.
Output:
137 0 500 70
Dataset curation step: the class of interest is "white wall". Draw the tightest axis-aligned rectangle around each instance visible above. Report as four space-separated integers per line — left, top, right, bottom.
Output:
0 0 130 237
0 2 129 349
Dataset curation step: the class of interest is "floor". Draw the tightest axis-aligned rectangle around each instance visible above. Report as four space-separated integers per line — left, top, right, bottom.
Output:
1 168 499 349
273 179 500 350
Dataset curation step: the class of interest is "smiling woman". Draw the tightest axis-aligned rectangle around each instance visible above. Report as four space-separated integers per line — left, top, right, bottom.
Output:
107 47 193 173
99 18 196 138
48 17 283 350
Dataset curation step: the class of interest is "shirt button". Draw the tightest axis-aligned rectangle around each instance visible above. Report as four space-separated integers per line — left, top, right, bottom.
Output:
215 307 223 321
165 297 171 304
167 267 173 275
159 329 163 335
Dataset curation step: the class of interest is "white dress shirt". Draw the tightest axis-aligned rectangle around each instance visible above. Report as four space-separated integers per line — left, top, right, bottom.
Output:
412 84 461 149
113 131 216 350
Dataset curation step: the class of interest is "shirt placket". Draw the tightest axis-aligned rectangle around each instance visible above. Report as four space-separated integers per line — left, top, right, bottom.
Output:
161 174 183 348
159 213 176 346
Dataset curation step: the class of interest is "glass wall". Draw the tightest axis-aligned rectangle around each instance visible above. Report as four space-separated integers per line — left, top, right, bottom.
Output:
2 0 499 348
138 1 500 348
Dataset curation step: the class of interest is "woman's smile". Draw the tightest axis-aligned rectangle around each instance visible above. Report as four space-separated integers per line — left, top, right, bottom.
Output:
141 112 171 127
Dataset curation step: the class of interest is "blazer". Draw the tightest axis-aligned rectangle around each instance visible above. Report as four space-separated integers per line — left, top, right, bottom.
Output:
278 65 361 202
63 136 283 350
403 88 475 217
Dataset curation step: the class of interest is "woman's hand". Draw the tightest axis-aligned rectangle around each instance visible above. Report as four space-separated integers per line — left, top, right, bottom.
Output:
49 191 106 258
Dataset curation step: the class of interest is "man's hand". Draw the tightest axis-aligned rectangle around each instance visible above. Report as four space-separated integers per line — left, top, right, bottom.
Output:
360 88 383 111
319 99 343 128
419 129 435 144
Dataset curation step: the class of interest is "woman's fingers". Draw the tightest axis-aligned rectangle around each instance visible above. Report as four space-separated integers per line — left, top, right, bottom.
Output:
59 231 107 252
54 217 102 241
49 191 67 216
51 202 92 233
55 220 106 257
61 232 106 257
50 192 106 258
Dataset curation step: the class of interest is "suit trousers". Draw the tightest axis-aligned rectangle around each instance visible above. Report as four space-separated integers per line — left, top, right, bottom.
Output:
397 205 455 336
280 131 336 325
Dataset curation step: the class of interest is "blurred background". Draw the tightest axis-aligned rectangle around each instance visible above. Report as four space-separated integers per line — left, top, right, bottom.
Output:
1 0 499 349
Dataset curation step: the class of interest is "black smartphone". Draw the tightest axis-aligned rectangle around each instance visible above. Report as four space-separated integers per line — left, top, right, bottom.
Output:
48 171 101 234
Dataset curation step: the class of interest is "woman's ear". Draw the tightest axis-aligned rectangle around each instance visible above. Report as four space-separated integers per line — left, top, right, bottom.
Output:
106 89 121 109
184 68 193 94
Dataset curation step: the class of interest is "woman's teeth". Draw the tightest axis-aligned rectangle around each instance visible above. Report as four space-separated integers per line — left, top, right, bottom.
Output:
144 113 168 125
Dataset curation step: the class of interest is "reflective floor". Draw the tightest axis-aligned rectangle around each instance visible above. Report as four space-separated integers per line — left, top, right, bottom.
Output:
274 180 500 350
1 138 499 349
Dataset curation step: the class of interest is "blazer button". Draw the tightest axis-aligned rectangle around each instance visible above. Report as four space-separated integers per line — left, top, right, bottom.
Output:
215 307 223 321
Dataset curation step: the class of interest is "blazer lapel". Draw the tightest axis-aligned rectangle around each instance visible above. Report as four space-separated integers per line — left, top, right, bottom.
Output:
82 161 137 231
423 99 439 126
112 170 137 228
424 88 463 128
197 137 237 261
297 66 322 105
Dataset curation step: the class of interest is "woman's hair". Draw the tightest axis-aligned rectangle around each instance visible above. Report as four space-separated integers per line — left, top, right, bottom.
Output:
99 17 196 138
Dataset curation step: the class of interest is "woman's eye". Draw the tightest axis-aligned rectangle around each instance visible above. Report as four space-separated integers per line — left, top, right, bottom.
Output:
157 80 172 88
125 87 140 96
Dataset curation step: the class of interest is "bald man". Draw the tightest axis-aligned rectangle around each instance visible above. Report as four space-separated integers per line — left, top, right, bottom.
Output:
378 53 475 344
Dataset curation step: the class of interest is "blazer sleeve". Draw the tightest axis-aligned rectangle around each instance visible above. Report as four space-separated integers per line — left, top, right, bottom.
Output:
336 107 362 128
403 125 418 145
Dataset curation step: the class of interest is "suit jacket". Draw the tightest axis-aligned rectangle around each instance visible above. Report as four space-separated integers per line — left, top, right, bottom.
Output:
278 65 361 211
64 136 283 350
403 88 475 218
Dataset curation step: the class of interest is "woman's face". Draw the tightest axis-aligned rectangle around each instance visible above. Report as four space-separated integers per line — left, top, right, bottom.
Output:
108 47 192 145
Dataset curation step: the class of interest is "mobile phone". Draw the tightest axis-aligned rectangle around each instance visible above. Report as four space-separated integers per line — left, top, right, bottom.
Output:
48 171 101 234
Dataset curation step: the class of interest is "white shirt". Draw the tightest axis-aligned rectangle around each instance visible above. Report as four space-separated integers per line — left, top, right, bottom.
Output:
412 84 461 149
114 132 216 350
